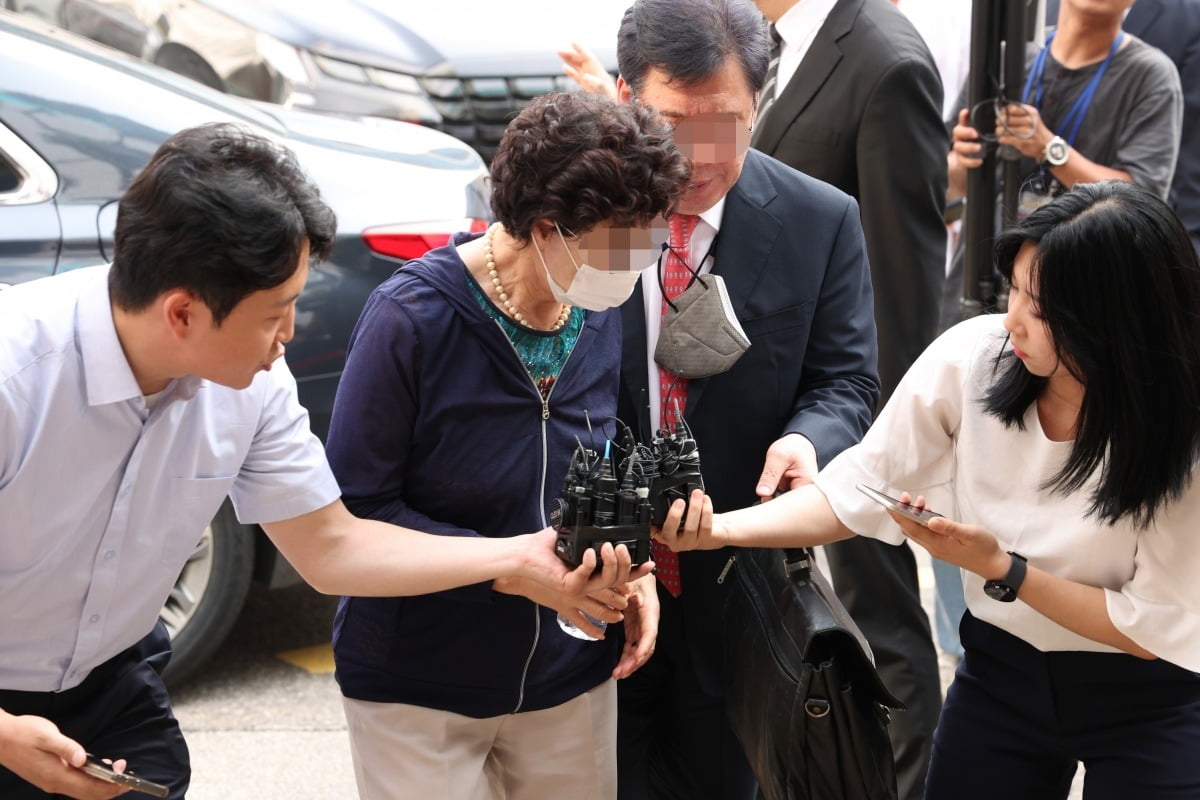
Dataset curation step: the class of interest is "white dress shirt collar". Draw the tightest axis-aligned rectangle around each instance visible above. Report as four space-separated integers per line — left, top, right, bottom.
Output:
77 268 200 409
771 0 841 103
76 267 144 407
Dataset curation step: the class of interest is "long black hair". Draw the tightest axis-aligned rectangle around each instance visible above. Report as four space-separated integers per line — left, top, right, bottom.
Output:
985 181 1200 527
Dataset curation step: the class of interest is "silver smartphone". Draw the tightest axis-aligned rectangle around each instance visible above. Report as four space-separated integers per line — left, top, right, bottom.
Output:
856 484 943 527
82 754 170 798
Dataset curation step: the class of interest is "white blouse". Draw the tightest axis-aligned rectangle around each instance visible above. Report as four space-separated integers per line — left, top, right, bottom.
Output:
815 314 1200 671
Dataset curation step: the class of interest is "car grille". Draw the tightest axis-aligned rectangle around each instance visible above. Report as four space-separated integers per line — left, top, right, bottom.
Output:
421 74 584 162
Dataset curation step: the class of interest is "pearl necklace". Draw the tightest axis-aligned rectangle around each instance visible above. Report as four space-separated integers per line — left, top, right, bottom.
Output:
485 223 570 331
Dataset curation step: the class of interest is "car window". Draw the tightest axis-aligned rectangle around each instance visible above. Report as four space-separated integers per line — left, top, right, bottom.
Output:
0 154 16 194
0 122 57 206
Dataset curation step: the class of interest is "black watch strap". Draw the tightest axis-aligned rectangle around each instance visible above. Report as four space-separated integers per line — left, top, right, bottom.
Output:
984 552 1027 602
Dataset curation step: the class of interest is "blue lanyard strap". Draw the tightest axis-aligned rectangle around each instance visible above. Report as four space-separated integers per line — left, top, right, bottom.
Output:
1020 31 1125 148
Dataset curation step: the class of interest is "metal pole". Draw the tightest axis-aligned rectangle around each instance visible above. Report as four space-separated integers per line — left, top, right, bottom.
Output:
999 0 1027 229
961 0 1002 320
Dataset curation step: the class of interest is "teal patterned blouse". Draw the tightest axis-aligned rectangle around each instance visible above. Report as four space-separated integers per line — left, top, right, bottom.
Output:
467 272 584 399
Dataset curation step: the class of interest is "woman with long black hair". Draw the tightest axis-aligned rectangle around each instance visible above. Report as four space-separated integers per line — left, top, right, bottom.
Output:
660 180 1200 798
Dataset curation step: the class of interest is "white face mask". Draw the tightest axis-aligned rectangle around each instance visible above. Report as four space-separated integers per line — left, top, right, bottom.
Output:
532 224 643 311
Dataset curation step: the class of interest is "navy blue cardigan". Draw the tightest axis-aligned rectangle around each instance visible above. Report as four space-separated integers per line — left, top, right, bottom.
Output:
325 234 622 716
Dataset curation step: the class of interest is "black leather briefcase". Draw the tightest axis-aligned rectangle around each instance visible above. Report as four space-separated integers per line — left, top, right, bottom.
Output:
723 547 904 800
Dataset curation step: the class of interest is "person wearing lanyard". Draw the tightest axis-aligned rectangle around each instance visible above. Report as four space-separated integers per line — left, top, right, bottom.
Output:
1014 30 1125 201
942 0 1181 325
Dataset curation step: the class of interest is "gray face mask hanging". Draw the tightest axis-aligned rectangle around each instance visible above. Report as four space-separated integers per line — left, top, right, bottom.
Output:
654 239 751 378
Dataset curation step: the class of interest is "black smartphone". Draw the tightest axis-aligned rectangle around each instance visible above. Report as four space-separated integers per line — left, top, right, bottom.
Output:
856 484 943 527
82 754 170 798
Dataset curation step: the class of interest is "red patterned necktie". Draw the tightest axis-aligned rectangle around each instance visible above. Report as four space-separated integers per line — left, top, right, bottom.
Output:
652 213 699 598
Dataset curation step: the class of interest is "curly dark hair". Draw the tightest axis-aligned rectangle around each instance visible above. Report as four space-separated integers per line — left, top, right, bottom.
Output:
111 122 336 325
489 91 690 242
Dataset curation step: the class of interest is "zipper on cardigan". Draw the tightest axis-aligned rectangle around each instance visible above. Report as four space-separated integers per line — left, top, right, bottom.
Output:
492 317 584 713
716 554 737 584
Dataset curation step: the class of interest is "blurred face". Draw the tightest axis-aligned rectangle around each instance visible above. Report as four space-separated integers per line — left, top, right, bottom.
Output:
191 242 308 389
619 59 756 215
1004 241 1062 379
575 219 670 271
1060 0 1135 24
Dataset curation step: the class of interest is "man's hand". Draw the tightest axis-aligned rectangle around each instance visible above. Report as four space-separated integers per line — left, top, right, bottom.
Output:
947 108 984 202
514 529 654 597
755 433 818 499
995 102 1053 162
494 575 628 640
0 712 128 799
557 42 619 100
612 574 661 679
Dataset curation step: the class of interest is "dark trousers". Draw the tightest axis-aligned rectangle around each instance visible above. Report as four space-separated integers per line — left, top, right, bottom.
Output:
824 536 941 800
928 612 1200 799
616 581 757 800
0 622 190 799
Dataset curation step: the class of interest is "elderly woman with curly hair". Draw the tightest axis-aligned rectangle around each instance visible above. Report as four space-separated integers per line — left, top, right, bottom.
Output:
324 91 690 800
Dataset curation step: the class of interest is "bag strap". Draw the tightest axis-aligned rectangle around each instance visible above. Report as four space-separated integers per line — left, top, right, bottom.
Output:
783 547 814 576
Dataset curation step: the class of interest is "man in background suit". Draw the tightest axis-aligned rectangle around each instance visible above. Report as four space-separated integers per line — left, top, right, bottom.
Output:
1122 0 1200 257
749 1 948 796
611 1 881 796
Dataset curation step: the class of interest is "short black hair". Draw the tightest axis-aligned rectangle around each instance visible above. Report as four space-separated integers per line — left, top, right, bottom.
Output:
110 123 336 324
616 0 769 95
985 180 1200 527
489 91 690 242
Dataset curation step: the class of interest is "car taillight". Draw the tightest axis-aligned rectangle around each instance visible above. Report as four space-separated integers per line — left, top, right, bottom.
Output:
362 219 489 260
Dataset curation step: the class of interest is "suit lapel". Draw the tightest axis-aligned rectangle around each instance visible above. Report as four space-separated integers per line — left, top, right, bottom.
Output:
684 151 782 415
751 0 862 154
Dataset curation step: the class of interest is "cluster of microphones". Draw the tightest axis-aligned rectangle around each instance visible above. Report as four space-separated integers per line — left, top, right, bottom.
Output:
551 409 704 569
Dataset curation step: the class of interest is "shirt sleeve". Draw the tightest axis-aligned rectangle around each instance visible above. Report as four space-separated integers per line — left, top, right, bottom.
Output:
814 316 998 543
1111 50 1184 198
1105 493 1200 672
229 359 341 524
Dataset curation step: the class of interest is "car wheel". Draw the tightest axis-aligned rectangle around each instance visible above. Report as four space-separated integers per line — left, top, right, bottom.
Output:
159 499 254 687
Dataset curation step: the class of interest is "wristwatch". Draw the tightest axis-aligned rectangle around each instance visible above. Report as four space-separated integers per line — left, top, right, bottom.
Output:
1043 135 1069 167
983 552 1028 602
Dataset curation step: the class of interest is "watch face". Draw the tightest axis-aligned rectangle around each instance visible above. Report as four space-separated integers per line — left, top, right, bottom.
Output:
1047 139 1069 166
984 581 1016 602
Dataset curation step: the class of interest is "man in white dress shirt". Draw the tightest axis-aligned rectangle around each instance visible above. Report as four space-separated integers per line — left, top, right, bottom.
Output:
0 123 641 800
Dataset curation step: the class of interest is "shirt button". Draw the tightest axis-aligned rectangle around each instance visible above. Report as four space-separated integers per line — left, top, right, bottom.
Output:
104 550 116 560
119 485 132 498
89 614 100 624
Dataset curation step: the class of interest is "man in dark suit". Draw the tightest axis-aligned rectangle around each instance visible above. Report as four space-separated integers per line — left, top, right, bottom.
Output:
611 1 880 797
749 2 947 796
1122 0 1200 257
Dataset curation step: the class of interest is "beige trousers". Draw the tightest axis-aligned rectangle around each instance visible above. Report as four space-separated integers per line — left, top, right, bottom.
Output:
342 679 617 800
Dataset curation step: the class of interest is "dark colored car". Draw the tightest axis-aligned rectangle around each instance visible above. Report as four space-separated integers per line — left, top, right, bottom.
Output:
0 10 490 685
5 0 627 160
